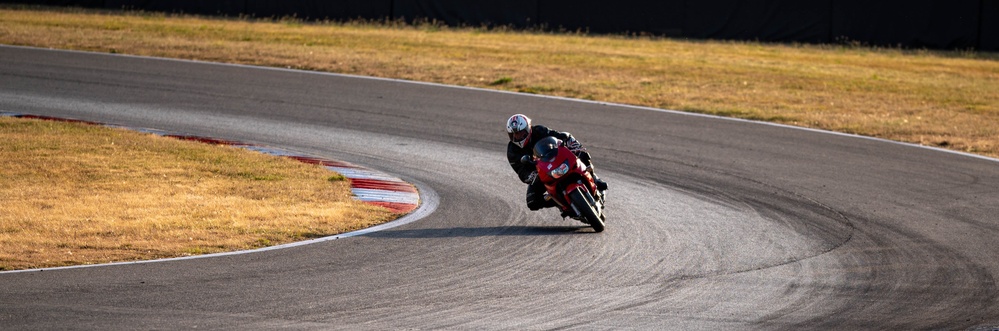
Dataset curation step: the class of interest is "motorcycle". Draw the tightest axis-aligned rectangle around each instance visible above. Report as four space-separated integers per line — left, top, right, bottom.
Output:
522 136 606 232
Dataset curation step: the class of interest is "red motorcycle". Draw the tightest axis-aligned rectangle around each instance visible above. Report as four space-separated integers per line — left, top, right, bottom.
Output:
523 136 606 232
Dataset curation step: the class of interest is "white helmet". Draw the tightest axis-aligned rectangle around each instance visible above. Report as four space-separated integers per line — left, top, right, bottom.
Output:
506 114 532 148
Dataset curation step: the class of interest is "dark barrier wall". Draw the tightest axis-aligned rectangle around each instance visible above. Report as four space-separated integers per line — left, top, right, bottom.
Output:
683 0 830 43
394 0 537 27
537 0 683 35
2 0 996 51
243 1 390 21
984 0 999 51
106 0 244 16
832 0 981 49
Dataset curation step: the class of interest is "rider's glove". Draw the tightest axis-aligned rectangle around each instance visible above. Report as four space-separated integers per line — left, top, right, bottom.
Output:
565 137 584 153
524 171 538 184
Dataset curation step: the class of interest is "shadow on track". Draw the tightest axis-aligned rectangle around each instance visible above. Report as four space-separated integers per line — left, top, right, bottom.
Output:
362 225 596 238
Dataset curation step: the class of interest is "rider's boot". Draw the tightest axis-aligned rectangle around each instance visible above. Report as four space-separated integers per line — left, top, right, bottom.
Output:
542 192 558 208
589 167 608 191
546 192 572 218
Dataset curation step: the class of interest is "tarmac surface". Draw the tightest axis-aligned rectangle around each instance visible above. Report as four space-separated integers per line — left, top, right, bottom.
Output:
1 45 997 329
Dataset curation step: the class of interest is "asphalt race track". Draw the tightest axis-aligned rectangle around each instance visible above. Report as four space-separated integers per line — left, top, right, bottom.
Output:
1 45 998 330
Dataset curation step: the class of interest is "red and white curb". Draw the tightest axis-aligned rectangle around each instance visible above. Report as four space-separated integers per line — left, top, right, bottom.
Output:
1 112 420 214
285 155 419 213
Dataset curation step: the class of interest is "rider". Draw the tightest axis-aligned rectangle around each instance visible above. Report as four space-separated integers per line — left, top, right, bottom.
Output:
505 114 607 212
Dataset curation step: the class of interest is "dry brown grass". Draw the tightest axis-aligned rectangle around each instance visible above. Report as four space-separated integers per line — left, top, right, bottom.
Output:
1 6 995 157
0 117 396 270
1 7 997 156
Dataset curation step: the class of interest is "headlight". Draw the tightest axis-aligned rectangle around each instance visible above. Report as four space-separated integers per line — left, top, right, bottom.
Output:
550 162 570 179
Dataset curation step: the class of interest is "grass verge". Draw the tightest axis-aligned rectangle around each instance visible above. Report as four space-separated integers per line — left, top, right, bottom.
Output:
0 117 397 270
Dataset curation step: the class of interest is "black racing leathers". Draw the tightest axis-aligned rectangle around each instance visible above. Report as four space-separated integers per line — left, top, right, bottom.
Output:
507 125 592 210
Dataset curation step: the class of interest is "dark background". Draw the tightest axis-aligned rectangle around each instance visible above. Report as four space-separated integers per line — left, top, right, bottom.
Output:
5 0 997 51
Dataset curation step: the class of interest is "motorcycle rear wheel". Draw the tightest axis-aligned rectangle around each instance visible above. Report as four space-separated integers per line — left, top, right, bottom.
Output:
569 187 605 232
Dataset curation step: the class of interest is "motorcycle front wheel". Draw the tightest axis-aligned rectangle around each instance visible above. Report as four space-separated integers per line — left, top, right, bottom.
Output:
568 187 605 232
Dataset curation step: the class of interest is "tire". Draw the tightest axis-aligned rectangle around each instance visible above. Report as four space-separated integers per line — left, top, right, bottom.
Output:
568 187 605 232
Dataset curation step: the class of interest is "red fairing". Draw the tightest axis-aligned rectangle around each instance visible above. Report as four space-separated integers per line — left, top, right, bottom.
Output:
535 145 597 211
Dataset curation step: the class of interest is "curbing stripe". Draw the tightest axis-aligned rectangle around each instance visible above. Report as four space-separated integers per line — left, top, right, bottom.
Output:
351 188 421 204
324 166 402 182
349 178 418 193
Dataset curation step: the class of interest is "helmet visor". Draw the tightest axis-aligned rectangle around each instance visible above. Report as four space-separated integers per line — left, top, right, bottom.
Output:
510 130 529 143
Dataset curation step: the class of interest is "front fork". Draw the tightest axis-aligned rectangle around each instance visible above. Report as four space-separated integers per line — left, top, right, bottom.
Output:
547 182 596 218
